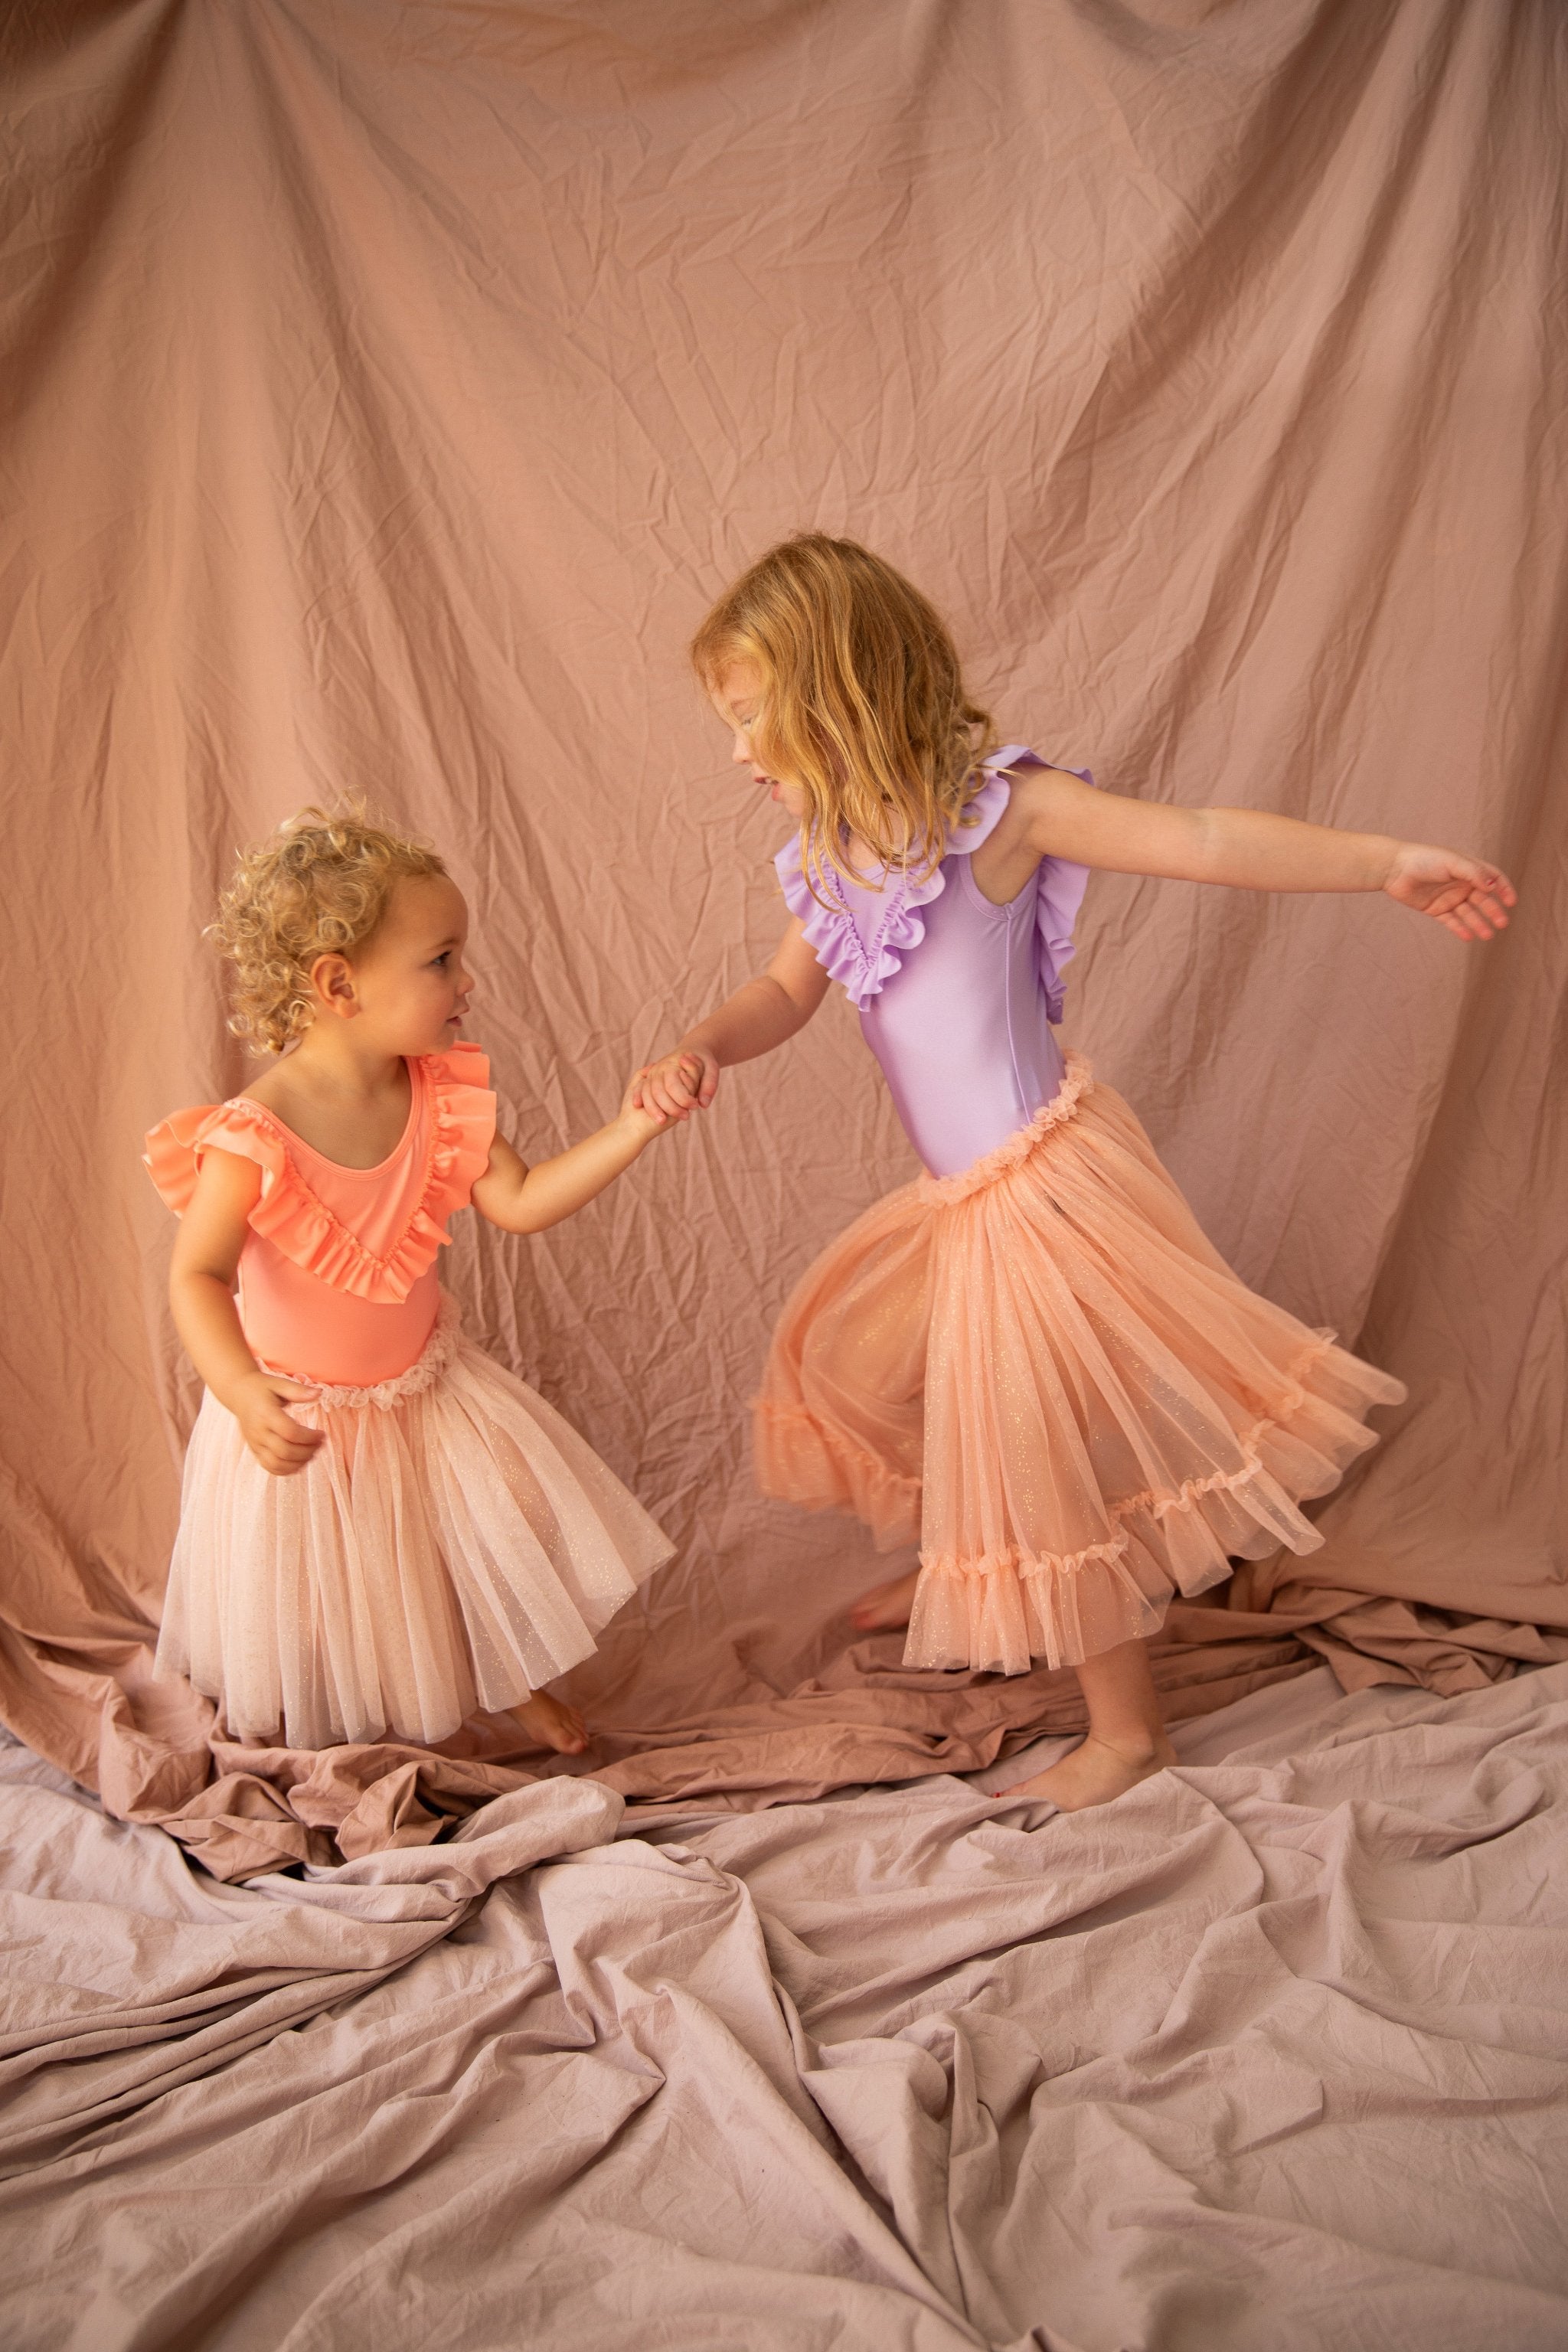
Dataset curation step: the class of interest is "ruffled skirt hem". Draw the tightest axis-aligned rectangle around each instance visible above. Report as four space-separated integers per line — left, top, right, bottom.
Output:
754 1054 1405 1675
157 1298 674 1749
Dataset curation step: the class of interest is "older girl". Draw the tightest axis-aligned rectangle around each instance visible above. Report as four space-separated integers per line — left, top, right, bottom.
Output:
636 535 1514 1811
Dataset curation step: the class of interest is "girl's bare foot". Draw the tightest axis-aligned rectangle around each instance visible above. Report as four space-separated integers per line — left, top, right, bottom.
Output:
511 1690 590 1755
1004 1731 1176 1812
848 1566 922 1631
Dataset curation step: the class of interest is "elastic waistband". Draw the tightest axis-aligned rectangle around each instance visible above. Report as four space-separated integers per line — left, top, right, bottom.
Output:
916 1052 1095 1205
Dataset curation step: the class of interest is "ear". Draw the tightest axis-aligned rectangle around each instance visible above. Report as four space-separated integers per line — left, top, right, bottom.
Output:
309 952 360 1021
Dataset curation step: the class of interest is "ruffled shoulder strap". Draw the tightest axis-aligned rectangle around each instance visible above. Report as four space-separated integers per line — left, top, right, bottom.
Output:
777 744 1098 1019
955 745 1099 1024
939 746 1030 857
142 1047 498 1306
982 743 1105 1021
142 1099 287 1216
417 1043 497 1230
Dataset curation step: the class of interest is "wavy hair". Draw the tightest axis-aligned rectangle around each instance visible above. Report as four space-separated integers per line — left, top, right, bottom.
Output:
691 534 995 895
209 807 447 1054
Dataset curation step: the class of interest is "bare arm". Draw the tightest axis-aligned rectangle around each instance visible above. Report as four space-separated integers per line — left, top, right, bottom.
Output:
977 767 1515 942
168 1150 323 1475
471 1083 672 1236
632 915 831 1120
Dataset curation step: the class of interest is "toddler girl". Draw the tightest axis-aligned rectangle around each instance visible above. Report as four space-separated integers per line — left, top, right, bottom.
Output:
145 811 675 1756
635 534 1515 1812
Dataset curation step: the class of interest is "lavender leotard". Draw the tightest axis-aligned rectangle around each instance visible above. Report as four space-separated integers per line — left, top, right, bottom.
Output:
775 746 1095 1180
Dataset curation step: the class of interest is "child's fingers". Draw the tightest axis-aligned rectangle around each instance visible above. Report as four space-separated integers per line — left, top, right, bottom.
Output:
249 1416 321 1476
668 1052 716 1109
1455 890 1504 939
676 1053 720 1109
262 1446 316 1477
1462 856 1514 898
270 1430 323 1465
274 1400 323 1430
268 1400 324 1452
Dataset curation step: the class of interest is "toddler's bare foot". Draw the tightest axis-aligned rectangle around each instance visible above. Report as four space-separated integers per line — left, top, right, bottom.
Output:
511 1690 590 1756
848 1567 922 1632
1003 1731 1177 1813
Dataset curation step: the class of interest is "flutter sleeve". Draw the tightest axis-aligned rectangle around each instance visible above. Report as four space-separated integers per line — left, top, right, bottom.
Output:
142 1100 288 1216
1033 769 1096 1024
980 746 1099 1024
419 1043 497 1227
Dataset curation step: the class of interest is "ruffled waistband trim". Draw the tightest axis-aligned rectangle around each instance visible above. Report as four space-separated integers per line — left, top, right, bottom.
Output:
263 1293 462 1413
916 1050 1095 1204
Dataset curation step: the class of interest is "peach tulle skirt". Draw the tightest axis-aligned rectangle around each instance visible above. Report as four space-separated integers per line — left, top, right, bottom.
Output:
157 1298 673 1749
755 1054 1406 1675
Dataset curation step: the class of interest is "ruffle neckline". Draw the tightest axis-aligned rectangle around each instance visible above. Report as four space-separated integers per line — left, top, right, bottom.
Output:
143 1043 496 1305
774 744 1095 1015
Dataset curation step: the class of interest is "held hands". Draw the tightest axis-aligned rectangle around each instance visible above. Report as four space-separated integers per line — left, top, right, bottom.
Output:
1382 843 1516 939
231 1370 325 1477
630 1048 720 1125
617 1060 703 1143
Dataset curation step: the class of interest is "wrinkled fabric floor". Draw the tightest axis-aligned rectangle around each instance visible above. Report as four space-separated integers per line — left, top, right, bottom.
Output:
5 1665 1565 2351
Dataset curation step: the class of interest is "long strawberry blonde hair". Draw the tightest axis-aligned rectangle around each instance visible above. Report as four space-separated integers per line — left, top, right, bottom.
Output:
691 534 996 896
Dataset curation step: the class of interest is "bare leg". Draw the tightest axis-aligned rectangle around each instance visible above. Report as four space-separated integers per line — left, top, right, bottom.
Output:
1001 1637 1174 1811
511 1689 590 1756
848 1566 922 1632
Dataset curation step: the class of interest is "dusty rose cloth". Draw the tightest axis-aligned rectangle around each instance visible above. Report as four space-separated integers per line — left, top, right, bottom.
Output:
1 3 1564 1868
4 1667 1566 2347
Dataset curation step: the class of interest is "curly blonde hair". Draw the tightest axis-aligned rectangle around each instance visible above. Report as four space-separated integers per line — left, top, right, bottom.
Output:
691 534 995 897
210 808 449 1054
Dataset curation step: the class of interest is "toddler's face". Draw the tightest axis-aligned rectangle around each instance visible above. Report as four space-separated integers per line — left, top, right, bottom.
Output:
332 876 474 1055
712 658 808 822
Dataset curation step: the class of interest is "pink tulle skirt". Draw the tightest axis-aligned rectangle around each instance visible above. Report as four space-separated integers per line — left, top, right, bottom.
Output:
157 1298 673 1749
755 1054 1406 1675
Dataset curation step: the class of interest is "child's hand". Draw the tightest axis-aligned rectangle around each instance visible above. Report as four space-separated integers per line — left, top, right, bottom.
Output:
1383 844 1516 940
616 1072 679 1143
231 1371 325 1476
630 1049 716 1124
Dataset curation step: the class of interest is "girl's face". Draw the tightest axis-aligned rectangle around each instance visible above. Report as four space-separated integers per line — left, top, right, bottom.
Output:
312 875 475 1056
712 658 808 822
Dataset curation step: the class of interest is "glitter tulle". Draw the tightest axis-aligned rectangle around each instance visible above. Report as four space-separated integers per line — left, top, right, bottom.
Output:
754 1054 1406 1675
157 1299 674 1747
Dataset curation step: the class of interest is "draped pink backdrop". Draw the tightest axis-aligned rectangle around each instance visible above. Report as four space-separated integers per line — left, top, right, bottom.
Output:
2 0 1565 1864
6 8 1568 2349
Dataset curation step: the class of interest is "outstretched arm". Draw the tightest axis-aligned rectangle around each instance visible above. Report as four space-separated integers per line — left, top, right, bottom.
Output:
472 1080 673 1236
632 915 831 1121
983 767 1515 942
